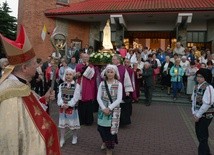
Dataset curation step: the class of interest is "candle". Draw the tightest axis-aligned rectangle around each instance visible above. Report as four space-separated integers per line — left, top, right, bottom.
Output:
174 68 178 75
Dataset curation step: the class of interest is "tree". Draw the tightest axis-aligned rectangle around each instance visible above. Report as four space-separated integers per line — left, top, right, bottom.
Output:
0 1 17 58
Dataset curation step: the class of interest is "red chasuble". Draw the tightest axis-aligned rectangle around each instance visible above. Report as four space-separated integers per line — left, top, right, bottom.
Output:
23 93 61 155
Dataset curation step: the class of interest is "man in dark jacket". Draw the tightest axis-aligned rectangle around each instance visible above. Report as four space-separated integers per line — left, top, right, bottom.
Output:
142 62 153 106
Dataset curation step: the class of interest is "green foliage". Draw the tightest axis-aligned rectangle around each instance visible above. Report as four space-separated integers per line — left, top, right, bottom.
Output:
0 1 17 57
0 2 17 40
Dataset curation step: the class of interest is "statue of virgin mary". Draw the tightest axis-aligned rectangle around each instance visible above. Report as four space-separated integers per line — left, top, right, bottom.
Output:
102 19 113 50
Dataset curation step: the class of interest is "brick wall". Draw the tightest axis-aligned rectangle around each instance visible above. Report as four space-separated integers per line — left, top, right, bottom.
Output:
18 0 91 61
68 21 90 49
18 0 56 61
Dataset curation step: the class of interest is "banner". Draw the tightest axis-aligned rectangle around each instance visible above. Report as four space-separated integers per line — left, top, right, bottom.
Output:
41 25 47 41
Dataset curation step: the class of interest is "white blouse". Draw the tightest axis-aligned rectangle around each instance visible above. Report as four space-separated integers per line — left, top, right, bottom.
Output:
97 81 122 111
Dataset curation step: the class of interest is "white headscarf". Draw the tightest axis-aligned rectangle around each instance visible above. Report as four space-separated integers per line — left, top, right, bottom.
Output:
101 64 120 79
181 56 187 59
62 68 75 81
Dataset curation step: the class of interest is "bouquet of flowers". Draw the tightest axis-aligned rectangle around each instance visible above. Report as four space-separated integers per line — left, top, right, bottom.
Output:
89 52 115 65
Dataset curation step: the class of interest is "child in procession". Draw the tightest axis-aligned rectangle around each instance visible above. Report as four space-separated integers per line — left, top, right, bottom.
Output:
57 68 81 147
97 64 123 155
191 68 214 155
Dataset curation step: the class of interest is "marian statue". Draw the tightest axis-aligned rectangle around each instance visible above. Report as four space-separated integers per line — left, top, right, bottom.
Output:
102 19 113 50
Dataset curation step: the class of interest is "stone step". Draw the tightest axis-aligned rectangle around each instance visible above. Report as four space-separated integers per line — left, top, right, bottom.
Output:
139 87 191 104
150 92 188 98
139 96 191 104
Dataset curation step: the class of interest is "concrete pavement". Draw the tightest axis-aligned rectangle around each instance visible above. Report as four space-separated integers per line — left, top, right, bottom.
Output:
49 102 214 155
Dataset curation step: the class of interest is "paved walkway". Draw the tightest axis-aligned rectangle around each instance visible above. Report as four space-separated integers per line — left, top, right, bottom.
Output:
50 102 214 155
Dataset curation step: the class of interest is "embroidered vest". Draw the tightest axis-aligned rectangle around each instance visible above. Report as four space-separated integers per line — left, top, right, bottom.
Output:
98 81 119 127
60 82 76 114
101 81 119 106
61 83 75 103
194 82 214 114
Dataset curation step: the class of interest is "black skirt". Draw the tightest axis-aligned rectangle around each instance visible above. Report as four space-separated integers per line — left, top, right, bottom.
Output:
161 74 171 87
78 100 94 125
97 125 118 149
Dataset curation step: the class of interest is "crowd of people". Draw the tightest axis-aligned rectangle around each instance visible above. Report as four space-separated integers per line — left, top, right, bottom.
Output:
1 26 214 155
27 41 214 155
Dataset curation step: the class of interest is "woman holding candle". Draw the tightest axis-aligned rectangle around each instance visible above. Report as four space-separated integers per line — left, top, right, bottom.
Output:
170 58 184 101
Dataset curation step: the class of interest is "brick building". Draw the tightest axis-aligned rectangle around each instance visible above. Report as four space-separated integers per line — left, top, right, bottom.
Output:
18 0 214 59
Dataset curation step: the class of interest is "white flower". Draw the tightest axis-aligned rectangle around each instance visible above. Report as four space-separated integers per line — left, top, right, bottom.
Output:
90 53 95 57
94 55 97 58
107 55 110 58
104 53 107 56
100 55 103 58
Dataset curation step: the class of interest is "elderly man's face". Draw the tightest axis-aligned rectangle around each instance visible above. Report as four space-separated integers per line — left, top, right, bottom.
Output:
25 57 38 82
112 56 120 65
124 59 130 67
166 57 170 62
176 42 181 48
82 54 89 63
181 58 186 62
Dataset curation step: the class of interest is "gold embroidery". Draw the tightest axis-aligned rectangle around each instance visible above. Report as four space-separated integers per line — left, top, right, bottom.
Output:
48 135 54 147
0 79 31 102
42 118 51 130
33 105 42 116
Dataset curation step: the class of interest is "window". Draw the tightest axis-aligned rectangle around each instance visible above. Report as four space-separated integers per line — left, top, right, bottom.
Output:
198 32 205 42
187 32 206 43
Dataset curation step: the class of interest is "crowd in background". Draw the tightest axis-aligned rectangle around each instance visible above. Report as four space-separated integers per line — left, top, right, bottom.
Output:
1 41 214 155
1 42 214 103
28 42 214 108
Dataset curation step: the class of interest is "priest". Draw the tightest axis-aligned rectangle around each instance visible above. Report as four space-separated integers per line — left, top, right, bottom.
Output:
112 54 133 125
0 26 60 155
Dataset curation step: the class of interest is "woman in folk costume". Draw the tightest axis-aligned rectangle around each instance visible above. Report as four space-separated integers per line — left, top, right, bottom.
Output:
191 68 214 155
0 26 60 155
97 64 122 155
57 68 80 147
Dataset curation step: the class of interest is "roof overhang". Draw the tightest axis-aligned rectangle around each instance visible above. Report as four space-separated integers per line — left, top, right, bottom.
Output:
44 0 214 31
